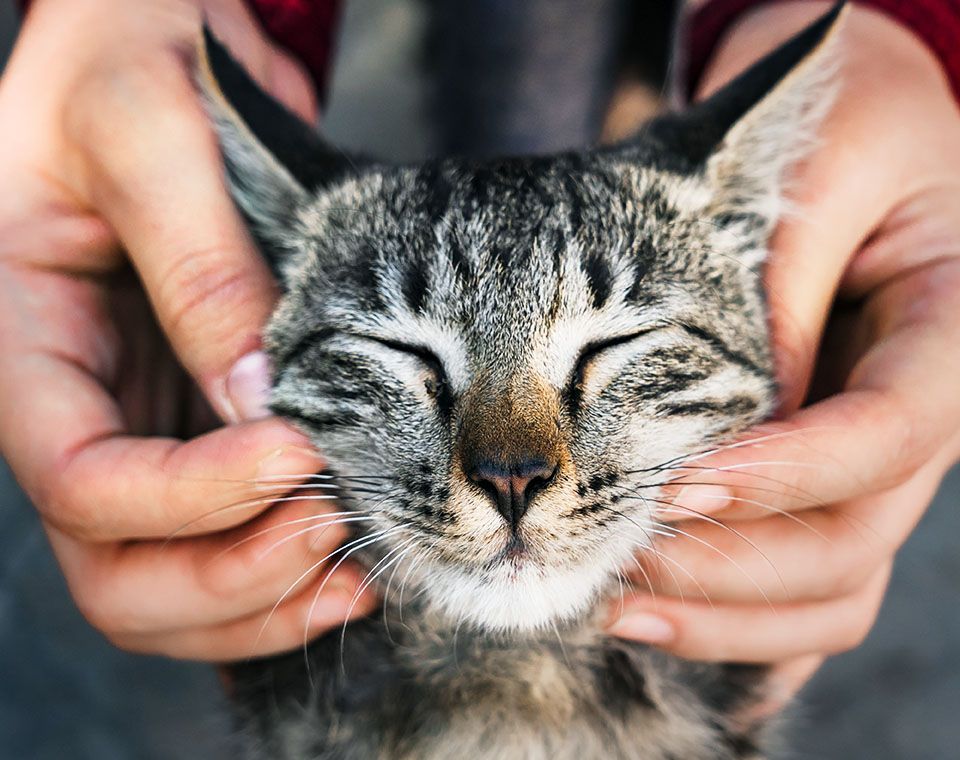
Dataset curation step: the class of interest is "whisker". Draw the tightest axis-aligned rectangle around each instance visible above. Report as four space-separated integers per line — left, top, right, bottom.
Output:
599 500 686 607
655 521 778 610
381 546 416 645
252 482 342 491
202 511 372 568
300 528 402 685
550 620 571 668
661 426 843 467
247 473 394 483
250 528 394 665
624 553 657 603
166 493 343 542
636 548 716 611
663 464 825 504
255 516 379 563
338 540 414 674
614 569 626 620
397 549 430 627
243 482 386 496
663 492 831 543
637 492 789 600
646 542 686 607
628 474 821 509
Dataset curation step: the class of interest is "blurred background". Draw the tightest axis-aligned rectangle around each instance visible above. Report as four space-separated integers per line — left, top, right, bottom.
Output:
1 1 958 758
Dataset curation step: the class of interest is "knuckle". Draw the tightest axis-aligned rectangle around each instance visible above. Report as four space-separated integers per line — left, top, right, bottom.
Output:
200 517 346 600
827 594 883 655
101 632 147 654
67 566 151 637
197 545 262 600
156 244 257 340
37 475 101 541
849 387 922 489
197 532 287 601
78 595 151 638
829 617 873 655
103 631 168 657
69 576 120 634
817 531 887 600
36 463 120 543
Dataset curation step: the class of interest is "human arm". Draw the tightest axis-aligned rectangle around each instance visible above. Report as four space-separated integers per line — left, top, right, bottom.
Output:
0 0 373 660
610 0 960 707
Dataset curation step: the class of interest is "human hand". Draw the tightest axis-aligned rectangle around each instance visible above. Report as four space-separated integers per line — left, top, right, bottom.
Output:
609 1 960 710
0 0 374 660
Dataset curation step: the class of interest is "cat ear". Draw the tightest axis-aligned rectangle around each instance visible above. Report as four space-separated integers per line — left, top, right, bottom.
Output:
646 1 847 227
195 28 362 275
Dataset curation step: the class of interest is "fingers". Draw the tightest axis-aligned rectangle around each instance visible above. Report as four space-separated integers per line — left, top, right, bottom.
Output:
638 461 941 605
0 349 321 542
634 507 875 606
51 420 328 541
698 1 955 413
203 0 318 121
67 53 279 422
745 655 824 722
47 494 361 633
110 562 378 661
661 391 919 522
609 564 891 663
663 259 960 521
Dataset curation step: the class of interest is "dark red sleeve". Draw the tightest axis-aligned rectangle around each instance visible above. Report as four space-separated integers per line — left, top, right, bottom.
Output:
246 0 343 103
686 0 960 103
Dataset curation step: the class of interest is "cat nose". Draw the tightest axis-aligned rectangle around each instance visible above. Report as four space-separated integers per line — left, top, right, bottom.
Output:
468 458 558 527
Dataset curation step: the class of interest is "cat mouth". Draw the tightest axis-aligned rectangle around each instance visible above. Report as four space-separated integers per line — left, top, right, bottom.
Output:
481 534 533 573
502 535 528 563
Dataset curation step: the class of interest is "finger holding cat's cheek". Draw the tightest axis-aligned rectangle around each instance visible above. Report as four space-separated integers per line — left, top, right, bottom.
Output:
110 561 377 661
699 1 960 415
632 457 943 607
33 418 325 542
609 564 891 663
659 257 960 529
0 267 325 542
46 493 358 636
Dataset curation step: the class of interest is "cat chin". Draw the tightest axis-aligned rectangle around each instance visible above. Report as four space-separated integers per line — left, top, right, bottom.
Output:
423 558 616 633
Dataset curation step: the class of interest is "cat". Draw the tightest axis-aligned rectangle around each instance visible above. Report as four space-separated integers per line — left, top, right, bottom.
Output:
197 3 845 758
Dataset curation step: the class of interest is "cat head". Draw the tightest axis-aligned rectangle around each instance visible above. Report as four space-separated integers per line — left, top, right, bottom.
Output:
198 3 843 632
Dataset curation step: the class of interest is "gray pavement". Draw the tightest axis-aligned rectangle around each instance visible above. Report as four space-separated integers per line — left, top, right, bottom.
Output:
1 2 958 758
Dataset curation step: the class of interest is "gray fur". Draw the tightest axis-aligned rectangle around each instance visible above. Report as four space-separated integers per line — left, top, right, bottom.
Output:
198 5 845 758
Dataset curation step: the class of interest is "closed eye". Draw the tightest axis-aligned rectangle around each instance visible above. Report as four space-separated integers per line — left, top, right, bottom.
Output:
365 335 454 413
567 327 661 415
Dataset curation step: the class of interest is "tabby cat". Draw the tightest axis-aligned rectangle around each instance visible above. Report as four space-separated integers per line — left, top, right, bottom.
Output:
197 4 845 758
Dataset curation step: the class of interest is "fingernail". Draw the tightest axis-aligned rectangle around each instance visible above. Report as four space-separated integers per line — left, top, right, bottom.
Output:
256 444 324 482
223 351 272 423
669 484 733 517
608 612 675 644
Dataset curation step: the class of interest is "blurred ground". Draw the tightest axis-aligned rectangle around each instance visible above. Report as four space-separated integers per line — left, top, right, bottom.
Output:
1 2 957 758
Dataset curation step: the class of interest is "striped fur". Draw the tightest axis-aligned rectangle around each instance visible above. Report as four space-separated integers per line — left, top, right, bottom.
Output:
198 4 846 758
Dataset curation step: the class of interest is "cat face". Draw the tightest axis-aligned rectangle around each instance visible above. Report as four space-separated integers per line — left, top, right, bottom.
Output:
198 6 841 631
264 157 776 630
